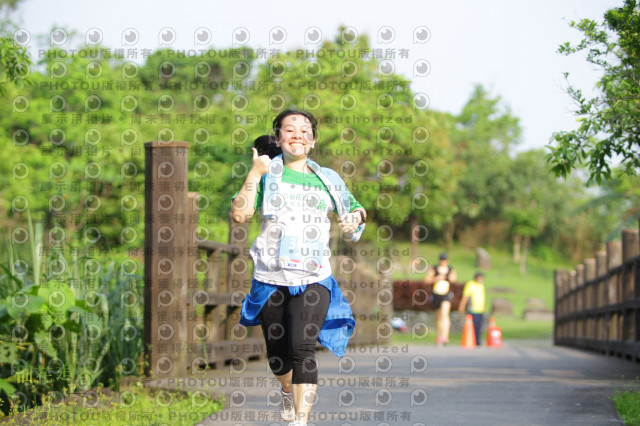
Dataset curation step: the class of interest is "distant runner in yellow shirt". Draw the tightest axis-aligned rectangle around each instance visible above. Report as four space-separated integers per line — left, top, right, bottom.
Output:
458 272 486 345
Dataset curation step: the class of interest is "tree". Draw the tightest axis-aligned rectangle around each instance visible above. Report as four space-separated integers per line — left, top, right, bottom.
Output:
548 0 640 184
0 0 31 96
446 85 521 245
504 150 555 274
0 37 31 95
575 171 640 239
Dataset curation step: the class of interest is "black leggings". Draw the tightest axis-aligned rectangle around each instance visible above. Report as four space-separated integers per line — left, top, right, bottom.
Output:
258 284 330 385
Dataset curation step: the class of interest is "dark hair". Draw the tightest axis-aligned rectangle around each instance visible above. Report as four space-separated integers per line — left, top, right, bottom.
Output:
272 109 318 141
253 134 282 159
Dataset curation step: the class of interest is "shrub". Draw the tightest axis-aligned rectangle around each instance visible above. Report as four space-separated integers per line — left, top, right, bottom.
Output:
0 213 143 414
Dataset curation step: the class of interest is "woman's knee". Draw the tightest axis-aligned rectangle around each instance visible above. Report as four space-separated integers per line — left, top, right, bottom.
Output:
291 350 319 384
268 355 292 376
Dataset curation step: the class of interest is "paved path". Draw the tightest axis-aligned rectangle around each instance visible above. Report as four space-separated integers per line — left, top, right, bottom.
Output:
149 339 640 426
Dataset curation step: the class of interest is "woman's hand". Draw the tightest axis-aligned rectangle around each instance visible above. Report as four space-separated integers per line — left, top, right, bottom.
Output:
338 211 362 234
251 147 271 176
231 148 269 223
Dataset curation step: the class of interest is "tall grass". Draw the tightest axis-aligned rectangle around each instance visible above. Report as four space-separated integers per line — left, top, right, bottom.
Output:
611 388 640 425
0 213 143 415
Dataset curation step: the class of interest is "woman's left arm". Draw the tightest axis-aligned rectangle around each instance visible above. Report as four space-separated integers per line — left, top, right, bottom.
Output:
327 168 366 236
338 191 366 233
338 208 365 233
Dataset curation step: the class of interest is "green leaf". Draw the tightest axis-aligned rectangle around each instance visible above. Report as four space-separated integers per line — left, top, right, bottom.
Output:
83 311 104 339
35 330 58 358
18 283 40 295
40 282 75 315
0 378 16 397
67 305 91 314
27 211 43 287
24 295 45 314
4 295 20 319
41 312 53 330
4 293 45 318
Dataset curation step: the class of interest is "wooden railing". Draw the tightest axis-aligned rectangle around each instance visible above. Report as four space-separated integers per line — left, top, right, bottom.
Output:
187 221 266 374
393 281 464 312
554 220 640 361
144 141 391 378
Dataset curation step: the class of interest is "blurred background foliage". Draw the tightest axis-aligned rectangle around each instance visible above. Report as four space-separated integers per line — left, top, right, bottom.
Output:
0 13 639 414
0 27 636 264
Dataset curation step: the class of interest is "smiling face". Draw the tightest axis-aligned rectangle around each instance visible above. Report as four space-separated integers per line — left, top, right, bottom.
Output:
275 114 315 160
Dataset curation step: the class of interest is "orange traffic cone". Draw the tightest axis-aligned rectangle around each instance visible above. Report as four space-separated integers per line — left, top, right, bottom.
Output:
486 317 503 348
461 314 476 348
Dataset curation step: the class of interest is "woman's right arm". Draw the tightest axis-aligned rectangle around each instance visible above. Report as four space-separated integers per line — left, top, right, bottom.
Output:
423 268 435 285
231 148 270 223
449 268 458 284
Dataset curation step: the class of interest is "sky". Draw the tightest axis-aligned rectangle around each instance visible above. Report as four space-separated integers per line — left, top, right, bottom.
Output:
10 0 623 151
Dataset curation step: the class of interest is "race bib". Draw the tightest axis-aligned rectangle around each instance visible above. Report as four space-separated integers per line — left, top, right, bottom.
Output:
433 280 450 295
278 234 324 274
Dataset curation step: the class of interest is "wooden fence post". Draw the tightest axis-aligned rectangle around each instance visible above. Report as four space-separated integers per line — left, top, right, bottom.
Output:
561 269 570 340
575 264 585 338
594 251 607 341
185 191 199 374
144 141 190 378
569 270 577 338
607 241 623 343
554 269 568 345
622 229 639 300
584 258 596 339
595 251 607 309
584 258 596 309
607 241 623 306
622 229 639 345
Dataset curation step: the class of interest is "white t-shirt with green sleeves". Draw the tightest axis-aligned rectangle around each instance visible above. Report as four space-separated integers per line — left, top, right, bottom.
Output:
250 166 362 286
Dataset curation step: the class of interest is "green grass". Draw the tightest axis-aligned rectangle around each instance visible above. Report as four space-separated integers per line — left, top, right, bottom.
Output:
1 382 224 426
611 388 640 426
